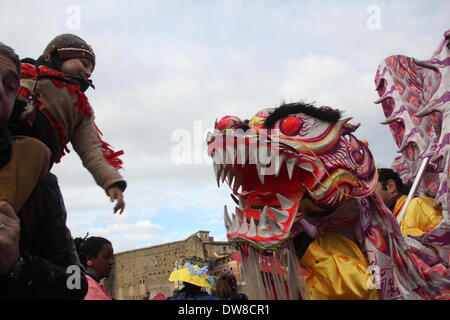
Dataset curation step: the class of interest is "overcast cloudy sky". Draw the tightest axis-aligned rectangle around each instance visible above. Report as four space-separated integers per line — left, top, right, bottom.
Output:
2 0 449 252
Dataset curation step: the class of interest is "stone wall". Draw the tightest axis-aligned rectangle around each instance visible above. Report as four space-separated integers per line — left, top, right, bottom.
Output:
103 231 237 300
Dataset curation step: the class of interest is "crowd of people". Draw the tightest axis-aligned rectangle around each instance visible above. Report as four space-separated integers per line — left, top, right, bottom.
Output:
0 34 250 301
0 34 125 300
164 262 248 301
0 31 446 300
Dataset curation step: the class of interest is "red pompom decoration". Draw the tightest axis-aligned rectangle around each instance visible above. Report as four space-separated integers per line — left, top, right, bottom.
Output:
216 116 241 131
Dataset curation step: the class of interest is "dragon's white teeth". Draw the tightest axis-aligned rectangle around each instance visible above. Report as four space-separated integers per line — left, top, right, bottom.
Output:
275 156 286 177
258 206 270 237
248 218 257 237
286 158 297 180
215 164 223 187
238 220 249 234
235 207 245 223
224 206 232 232
231 213 240 233
257 207 272 238
276 193 294 210
214 128 222 135
270 207 289 223
267 214 284 235
232 175 243 193
230 194 239 206
260 206 268 221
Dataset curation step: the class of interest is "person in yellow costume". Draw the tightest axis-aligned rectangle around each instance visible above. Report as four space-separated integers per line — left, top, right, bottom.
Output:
295 168 444 300
294 224 383 300
375 168 443 236
375 168 409 218
298 232 381 300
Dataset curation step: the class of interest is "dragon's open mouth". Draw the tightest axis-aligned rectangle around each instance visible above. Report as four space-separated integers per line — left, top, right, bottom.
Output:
208 105 378 250
212 143 308 249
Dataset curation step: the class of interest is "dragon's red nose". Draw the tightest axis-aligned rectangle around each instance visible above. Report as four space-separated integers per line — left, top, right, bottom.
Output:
216 116 242 131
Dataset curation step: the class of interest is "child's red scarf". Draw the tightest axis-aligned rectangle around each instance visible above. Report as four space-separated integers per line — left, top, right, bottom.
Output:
19 63 124 169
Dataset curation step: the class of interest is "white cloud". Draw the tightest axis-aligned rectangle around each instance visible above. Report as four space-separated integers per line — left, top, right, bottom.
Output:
90 220 162 235
78 220 163 253
3 0 449 252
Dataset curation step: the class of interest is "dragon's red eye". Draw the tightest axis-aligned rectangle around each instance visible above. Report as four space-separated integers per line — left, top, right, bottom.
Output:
280 117 304 136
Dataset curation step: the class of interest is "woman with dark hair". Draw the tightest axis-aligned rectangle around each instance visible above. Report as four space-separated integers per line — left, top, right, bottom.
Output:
74 235 114 300
376 168 443 237
215 272 248 300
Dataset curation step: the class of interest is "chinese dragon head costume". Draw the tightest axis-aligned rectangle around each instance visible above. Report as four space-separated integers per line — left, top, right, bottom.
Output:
374 30 450 264
207 101 450 300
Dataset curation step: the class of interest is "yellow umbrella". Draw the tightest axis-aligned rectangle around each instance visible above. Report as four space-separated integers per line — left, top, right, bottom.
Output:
169 264 215 289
